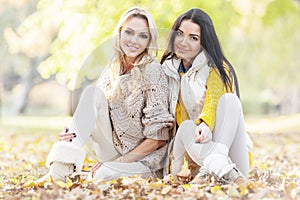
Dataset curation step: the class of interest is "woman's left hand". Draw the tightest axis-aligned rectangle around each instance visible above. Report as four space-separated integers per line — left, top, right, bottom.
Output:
195 122 212 143
59 127 76 142
90 162 103 178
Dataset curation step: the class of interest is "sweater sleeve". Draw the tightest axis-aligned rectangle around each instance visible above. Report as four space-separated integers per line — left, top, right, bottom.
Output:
195 68 229 131
142 62 175 140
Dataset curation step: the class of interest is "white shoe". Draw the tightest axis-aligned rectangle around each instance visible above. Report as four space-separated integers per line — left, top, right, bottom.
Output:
37 161 75 182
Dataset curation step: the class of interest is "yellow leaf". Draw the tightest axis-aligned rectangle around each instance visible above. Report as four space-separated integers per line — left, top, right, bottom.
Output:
181 184 191 190
257 163 269 171
110 179 118 184
178 157 191 176
54 177 73 188
82 167 90 171
211 185 223 195
149 181 166 189
283 179 297 199
239 186 249 196
10 177 20 185
49 175 53 182
23 180 38 188
55 180 67 188
38 161 46 166
37 180 46 187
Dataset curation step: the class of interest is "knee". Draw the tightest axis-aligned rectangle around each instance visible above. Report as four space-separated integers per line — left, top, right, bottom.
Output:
81 85 96 98
177 120 195 138
219 93 242 112
220 93 239 102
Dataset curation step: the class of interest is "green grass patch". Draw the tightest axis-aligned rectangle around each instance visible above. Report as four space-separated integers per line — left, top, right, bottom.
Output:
0 116 72 134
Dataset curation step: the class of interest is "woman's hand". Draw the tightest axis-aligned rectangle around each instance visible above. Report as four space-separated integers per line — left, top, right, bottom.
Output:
195 122 212 143
90 162 103 178
59 127 76 142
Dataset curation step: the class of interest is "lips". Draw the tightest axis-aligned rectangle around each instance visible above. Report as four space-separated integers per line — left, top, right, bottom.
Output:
176 45 188 53
126 44 139 51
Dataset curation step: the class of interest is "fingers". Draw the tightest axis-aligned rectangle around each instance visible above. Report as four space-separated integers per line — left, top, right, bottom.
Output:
91 162 102 178
195 135 204 143
195 123 212 143
59 129 76 142
195 134 211 143
195 130 212 143
195 124 204 143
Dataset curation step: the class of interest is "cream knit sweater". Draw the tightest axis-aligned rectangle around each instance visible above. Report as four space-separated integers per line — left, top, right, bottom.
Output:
98 60 174 173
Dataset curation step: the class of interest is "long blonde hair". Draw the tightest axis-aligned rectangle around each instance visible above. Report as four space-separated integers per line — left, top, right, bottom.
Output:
107 7 158 100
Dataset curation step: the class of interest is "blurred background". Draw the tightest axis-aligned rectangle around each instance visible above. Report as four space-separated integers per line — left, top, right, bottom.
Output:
1 0 299 119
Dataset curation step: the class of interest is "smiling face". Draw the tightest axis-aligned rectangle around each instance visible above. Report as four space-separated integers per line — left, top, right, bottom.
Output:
174 20 201 67
120 16 150 64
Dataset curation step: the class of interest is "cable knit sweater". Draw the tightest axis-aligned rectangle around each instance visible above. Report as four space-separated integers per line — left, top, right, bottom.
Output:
98 60 174 173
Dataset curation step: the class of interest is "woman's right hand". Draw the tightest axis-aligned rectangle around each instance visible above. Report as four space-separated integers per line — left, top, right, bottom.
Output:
59 128 76 142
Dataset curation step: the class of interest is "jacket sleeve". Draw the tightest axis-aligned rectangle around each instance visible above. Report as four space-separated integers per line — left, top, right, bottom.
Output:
195 68 228 131
142 62 175 140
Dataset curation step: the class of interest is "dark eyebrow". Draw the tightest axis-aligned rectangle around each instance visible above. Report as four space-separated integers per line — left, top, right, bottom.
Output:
177 28 200 38
190 33 200 38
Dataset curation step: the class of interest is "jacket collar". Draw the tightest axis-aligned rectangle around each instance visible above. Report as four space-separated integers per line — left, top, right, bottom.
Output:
185 51 209 76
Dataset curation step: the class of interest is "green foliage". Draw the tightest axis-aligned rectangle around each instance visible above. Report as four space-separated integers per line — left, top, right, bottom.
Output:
25 0 240 89
2 0 300 114
262 0 298 26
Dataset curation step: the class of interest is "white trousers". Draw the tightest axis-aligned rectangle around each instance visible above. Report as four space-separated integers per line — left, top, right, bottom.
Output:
172 93 249 178
60 85 152 180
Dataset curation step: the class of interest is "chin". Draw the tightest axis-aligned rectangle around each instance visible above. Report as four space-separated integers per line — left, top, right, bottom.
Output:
176 53 186 60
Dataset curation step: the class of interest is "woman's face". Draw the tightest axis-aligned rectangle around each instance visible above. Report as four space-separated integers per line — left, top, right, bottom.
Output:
174 20 201 64
120 17 150 63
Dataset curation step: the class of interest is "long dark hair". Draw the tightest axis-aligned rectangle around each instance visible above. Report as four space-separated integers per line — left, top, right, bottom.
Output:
161 8 239 97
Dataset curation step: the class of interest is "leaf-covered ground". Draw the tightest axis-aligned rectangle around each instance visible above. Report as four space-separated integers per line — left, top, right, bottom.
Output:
0 115 299 199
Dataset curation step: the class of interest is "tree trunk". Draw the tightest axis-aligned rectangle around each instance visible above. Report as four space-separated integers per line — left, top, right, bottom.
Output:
12 58 45 115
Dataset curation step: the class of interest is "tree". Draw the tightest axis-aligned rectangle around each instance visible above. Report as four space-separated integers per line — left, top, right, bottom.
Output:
2 0 299 115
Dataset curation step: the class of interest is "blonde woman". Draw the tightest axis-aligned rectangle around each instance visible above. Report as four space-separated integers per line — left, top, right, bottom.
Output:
40 7 174 182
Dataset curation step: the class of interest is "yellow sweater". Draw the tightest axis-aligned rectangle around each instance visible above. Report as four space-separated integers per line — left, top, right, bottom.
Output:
176 67 232 130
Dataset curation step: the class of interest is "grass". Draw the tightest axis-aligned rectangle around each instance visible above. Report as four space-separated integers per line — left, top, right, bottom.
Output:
2 113 300 134
0 116 72 134
245 113 300 134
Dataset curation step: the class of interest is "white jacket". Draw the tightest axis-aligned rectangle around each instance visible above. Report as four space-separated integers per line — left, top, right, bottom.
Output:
162 51 210 122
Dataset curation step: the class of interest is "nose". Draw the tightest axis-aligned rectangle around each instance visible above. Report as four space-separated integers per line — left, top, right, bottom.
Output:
129 34 138 44
179 35 188 46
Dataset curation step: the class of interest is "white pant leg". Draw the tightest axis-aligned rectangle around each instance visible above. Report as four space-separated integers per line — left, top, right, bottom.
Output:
46 85 119 172
46 86 97 171
70 85 119 162
69 85 98 147
94 161 152 181
172 94 249 178
213 93 249 176
171 120 228 175
91 86 119 162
